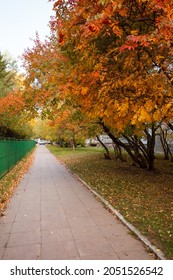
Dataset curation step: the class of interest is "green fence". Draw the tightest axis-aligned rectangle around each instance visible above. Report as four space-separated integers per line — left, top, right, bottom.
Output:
0 139 36 179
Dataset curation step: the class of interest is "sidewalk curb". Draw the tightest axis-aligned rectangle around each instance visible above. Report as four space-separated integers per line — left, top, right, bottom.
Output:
57 158 166 260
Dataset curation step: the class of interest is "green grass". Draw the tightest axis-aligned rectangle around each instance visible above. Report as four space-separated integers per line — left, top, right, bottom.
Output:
48 145 173 260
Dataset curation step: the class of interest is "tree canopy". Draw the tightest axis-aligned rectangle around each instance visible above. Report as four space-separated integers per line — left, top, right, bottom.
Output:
23 0 173 127
2 0 173 168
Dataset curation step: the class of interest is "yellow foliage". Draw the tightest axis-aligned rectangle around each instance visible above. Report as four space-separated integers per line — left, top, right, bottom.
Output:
81 87 88 95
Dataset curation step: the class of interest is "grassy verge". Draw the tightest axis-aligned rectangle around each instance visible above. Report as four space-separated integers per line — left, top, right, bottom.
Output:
0 148 36 215
47 145 173 259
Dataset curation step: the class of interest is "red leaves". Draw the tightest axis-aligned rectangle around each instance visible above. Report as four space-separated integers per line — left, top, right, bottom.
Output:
88 24 97 32
120 43 138 52
53 0 64 9
154 0 166 10
102 18 111 25
58 31 65 43
120 35 149 52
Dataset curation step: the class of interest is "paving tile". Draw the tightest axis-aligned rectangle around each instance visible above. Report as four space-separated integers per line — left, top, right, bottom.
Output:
22 193 40 201
0 247 4 259
19 199 40 208
0 233 9 247
67 215 95 228
41 216 69 231
64 206 89 217
86 206 111 216
90 213 118 226
17 205 40 214
71 182 89 193
0 223 13 234
107 235 146 252
99 223 130 237
11 220 40 233
41 207 64 219
41 240 79 260
75 187 97 198
41 190 59 196
15 211 40 222
80 197 102 209
41 196 60 204
42 228 73 243
41 198 61 207
0 212 16 224
7 230 41 247
117 250 154 260
58 196 80 205
71 225 103 241
75 237 115 257
3 244 40 260
81 253 119 260
5 199 21 210
58 190 80 201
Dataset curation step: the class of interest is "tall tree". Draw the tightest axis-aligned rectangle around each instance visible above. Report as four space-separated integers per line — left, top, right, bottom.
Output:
23 0 173 169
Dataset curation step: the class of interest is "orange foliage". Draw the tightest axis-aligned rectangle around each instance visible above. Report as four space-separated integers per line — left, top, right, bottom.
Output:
0 91 25 116
23 0 173 134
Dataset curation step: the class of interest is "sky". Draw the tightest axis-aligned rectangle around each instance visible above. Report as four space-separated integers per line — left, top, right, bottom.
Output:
0 0 54 68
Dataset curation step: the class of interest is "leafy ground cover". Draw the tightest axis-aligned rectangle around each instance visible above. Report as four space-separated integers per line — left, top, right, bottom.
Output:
48 145 173 259
0 148 35 216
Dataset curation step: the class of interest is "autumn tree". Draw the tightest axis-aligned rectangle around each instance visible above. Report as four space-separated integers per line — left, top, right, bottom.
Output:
23 0 173 169
23 31 103 147
0 52 34 138
52 0 173 169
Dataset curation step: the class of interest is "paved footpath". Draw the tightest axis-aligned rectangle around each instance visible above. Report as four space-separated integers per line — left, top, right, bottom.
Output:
0 146 154 260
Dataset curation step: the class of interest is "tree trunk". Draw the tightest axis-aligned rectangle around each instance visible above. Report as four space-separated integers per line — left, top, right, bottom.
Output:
113 143 126 162
99 122 148 169
159 133 169 160
144 125 156 170
168 146 173 162
158 125 173 161
70 134 76 150
168 122 173 131
122 134 148 166
96 135 111 159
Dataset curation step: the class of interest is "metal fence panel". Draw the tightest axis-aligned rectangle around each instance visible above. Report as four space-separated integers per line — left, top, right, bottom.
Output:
0 139 36 179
